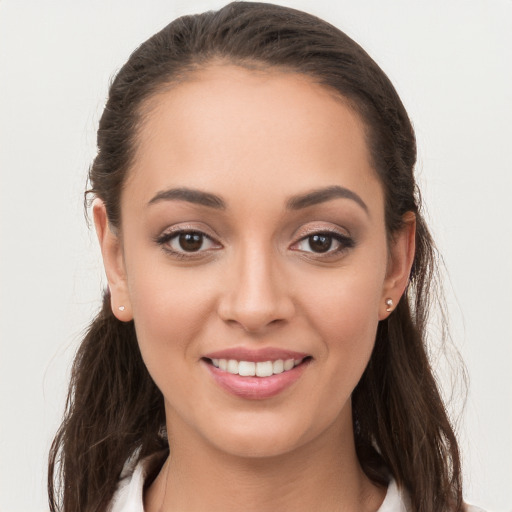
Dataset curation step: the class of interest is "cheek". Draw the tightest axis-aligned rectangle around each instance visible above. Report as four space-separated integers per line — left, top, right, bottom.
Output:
310 277 381 367
303 257 385 338
296 256 386 390
124 253 218 378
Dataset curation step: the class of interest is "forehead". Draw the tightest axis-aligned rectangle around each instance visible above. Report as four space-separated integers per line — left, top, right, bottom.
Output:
125 64 381 212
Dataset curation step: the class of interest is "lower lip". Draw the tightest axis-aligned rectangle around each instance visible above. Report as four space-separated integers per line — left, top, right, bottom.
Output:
204 360 310 400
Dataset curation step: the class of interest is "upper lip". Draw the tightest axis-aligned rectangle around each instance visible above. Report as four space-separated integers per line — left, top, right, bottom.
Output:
203 347 310 362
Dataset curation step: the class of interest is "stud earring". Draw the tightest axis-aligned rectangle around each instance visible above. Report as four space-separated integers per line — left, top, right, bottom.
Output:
385 298 394 312
118 306 125 312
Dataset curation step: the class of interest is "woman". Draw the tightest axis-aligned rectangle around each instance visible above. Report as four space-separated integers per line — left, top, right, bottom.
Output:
48 2 483 511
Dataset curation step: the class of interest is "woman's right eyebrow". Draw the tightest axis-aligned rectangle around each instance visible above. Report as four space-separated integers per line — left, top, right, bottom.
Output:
147 187 226 209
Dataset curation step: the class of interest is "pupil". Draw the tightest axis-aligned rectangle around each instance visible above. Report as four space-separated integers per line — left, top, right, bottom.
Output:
179 232 203 252
309 234 331 253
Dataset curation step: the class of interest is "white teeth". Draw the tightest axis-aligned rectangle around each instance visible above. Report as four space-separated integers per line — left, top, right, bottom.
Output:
211 357 306 377
227 359 239 374
238 361 256 376
272 359 284 374
283 359 295 371
256 361 273 377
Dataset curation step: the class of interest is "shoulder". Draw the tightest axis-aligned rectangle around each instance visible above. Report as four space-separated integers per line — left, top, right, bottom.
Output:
379 480 489 512
111 469 409 512
108 453 164 512
465 504 488 512
109 460 489 512
377 479 409 512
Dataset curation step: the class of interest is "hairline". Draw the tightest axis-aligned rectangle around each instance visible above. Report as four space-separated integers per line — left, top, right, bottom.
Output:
120 57 386 228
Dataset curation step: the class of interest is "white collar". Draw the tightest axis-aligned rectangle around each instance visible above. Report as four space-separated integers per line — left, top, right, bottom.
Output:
110 455 409 512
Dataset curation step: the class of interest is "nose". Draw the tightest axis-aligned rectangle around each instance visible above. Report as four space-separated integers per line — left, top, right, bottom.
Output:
217 244 295 333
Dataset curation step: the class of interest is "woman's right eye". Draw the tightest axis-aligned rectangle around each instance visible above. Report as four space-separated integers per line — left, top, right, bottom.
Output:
156 230 221 256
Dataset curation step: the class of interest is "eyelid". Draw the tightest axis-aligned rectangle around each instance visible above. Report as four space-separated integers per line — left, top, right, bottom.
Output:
291 222 352 241
154 223 223 258
155 222 220 241
289 223 355 256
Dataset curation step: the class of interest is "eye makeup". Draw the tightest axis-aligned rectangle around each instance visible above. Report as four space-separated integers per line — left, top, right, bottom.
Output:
154 224 223 260
154 221 356 263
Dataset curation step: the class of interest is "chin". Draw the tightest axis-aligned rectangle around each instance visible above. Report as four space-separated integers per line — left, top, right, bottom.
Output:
196 407 338 460
210 426 307 459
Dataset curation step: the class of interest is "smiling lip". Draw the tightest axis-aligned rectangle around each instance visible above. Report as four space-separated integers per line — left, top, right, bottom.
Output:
202 348 311 400
203 348 309 362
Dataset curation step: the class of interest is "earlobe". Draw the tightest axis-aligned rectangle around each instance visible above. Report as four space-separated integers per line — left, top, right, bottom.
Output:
92 199 133 321
379 212 416 320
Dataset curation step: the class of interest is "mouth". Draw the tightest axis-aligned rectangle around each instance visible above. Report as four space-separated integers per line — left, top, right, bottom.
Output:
201 350 312 400
204 357 309 377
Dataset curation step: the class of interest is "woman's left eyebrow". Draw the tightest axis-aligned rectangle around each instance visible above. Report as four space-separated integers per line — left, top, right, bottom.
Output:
286 185 368 214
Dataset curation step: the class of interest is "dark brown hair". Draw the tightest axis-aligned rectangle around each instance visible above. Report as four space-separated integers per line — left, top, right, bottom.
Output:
48 3 464 511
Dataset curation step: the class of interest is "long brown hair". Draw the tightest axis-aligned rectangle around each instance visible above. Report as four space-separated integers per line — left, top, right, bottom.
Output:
48 3 464 511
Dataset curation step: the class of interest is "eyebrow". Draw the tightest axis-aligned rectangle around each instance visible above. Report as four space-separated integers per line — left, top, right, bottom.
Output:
147 184 368 214
148 187 226 209
286 185 368 213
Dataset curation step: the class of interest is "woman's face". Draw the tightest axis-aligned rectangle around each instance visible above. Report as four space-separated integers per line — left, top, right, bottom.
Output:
97 65 413 458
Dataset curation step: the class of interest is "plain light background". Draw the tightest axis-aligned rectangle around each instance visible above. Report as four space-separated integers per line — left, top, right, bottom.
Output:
0 1 511 510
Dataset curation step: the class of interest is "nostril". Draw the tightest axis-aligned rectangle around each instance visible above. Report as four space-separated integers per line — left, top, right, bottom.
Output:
217 276 296 332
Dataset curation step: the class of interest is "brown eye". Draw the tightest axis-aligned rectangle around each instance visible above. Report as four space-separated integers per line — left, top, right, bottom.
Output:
178 232 204 252
292 231 354 256
308 234 332 253
159 230 219 255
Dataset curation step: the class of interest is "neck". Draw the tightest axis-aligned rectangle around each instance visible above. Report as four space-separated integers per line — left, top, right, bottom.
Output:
145 410 386 512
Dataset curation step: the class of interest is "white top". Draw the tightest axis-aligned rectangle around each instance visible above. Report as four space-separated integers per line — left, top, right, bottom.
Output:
109 455 485 512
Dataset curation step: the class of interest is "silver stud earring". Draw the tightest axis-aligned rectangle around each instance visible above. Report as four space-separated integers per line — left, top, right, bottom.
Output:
385 298 393 312
118 306 125 312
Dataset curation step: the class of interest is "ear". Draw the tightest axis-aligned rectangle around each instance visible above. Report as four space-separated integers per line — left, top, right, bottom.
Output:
93 199 133 321
379 212 416 320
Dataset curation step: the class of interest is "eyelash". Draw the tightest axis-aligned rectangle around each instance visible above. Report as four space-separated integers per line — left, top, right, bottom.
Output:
155 229 221 259
291 230 355 257
154 228 355 259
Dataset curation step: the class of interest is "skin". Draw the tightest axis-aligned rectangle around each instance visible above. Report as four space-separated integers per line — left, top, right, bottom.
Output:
94 64 415 511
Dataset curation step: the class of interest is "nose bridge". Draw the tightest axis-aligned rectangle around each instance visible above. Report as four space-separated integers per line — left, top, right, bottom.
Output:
219 238 294 331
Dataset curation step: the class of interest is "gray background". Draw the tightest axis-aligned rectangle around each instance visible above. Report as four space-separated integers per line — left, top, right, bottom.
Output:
1 0 511 510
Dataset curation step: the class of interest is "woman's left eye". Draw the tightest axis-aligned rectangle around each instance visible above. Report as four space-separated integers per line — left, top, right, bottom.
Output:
292 232 354 255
